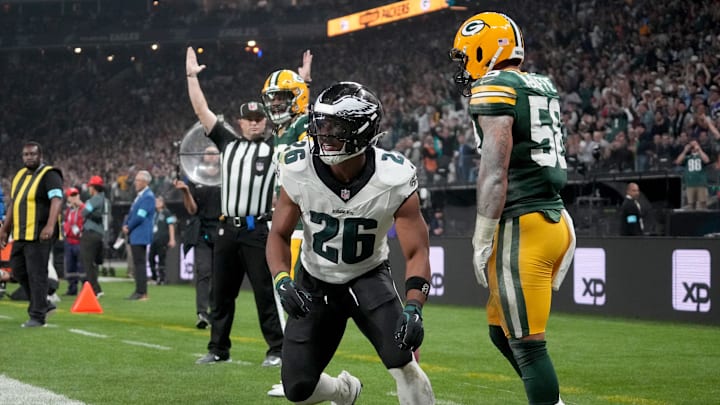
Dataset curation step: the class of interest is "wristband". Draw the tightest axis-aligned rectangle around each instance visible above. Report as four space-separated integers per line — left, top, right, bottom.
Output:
406 276 430 298
274 271 291 286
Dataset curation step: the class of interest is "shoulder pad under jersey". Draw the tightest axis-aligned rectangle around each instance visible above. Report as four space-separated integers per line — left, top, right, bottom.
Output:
374 148 418 188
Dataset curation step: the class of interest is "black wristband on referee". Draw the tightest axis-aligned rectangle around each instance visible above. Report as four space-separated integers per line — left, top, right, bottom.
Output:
406 276 430 298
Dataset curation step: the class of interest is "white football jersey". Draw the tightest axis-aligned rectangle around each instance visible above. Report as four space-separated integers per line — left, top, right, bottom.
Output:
279 141 418 284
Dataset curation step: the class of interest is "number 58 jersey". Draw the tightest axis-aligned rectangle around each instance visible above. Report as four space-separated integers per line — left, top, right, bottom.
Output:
470 70 567 220
279 141 418 284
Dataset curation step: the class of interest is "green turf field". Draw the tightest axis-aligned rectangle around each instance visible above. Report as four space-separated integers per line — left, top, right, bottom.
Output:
0 275 718 404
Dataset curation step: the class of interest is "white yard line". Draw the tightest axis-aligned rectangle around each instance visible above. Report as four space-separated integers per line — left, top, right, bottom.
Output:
121 340 171 350
68 329 109 338
0 375 86 405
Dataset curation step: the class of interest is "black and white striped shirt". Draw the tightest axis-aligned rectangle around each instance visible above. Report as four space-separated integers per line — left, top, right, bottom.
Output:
208 118 275 218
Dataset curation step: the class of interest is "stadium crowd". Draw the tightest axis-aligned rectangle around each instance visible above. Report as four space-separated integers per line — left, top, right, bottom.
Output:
1 0 720 205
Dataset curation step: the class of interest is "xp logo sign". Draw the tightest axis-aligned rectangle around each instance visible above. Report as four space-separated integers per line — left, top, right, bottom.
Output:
573 248 606 306
672 250 711 312
428 247 444 297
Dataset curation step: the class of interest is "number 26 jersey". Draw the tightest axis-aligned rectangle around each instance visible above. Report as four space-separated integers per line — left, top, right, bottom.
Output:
278 141 417 284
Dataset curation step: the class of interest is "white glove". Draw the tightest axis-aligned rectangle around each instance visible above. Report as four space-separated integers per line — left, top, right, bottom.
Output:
472 245 493 287
472 215 499 288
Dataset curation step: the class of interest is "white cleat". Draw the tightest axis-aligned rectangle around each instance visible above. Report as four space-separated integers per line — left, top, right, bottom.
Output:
331 370 362 405
267 383 285 397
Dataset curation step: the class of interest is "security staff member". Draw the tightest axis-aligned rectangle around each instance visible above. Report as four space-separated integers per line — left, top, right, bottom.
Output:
0 141 63 328
187 47 283 367
619 182 644 236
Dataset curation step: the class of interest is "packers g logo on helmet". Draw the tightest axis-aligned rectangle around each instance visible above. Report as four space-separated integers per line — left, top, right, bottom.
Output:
261 69 309 125
449 12 525 96
460 20 486 37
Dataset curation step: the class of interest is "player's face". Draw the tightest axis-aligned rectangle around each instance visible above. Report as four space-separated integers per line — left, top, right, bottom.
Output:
264 91 293 115
314 120 346 152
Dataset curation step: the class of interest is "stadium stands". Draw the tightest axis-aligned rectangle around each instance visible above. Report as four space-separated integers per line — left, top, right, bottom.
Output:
1 0 719 235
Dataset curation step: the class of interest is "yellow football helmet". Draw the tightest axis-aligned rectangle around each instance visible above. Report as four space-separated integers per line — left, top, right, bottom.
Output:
261 69 309 125
449 12 525 96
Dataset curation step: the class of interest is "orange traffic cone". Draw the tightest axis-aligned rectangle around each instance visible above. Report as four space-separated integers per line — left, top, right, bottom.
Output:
71 281 103 314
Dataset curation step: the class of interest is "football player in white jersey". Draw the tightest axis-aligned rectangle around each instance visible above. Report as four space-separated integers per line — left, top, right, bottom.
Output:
267 82 435 405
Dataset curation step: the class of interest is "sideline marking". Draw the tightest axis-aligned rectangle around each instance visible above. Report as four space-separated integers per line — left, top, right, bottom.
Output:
69 329 109 338
0 374 86 405
121 340 171 350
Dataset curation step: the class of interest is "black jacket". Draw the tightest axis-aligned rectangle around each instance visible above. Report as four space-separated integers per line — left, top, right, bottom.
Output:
619 196 643 236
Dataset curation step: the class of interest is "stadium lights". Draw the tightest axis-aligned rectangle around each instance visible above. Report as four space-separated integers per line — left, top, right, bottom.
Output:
244 41 262 58
107 54 114 62
151 43 159 51
197 47 204 54
73 47 82 54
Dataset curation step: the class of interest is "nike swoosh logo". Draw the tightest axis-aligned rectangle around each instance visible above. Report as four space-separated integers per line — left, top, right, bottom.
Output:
279 285 287 291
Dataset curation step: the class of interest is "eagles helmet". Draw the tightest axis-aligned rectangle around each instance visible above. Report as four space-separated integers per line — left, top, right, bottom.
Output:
308 81 383 165
449 12 525 96
261 69 309 125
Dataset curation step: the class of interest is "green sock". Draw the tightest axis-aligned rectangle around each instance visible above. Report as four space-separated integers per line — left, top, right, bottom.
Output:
488 325 522 377
509 339 559 405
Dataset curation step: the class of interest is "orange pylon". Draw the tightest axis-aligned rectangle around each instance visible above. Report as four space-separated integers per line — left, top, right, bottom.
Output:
71 281 103 314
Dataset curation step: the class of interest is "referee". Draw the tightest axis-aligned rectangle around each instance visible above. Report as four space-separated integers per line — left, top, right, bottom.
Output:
186 46 283 367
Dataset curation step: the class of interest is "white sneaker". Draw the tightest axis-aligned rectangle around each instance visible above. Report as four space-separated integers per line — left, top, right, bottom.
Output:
331 370 362 405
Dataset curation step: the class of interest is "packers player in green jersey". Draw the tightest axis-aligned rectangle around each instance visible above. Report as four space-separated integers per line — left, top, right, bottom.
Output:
450 12 576 405
262 52 312 399
261 52 313 272
261 50 313 167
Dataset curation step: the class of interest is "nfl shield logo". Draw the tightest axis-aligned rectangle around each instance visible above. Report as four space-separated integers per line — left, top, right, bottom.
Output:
340 189 350 200
256 161 265 172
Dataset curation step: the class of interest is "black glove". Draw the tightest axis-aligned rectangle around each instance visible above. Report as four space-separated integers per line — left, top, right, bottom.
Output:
394 299 424 351
275 273 312 319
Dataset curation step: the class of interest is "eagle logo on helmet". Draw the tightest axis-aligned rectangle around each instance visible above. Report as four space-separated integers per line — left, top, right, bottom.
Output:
325 96 379 120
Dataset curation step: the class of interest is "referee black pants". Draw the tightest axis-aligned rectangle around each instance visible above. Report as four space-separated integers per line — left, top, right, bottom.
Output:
10 240 52 322
208 221 283 358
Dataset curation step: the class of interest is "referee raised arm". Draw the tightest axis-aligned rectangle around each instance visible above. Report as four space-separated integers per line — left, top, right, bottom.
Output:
186 46 283 367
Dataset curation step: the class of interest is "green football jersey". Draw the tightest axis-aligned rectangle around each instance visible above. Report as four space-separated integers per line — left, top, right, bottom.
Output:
469 70 567 221
273 113 308 230
275 114 309 149
682 154 708 187
273 113 309 188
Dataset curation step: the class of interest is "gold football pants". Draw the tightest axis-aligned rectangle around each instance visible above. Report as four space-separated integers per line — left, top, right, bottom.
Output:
486 210 575 338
